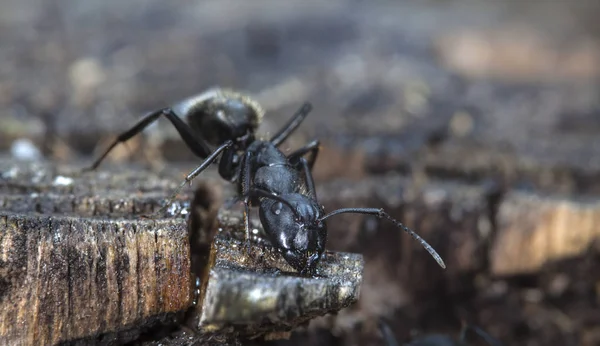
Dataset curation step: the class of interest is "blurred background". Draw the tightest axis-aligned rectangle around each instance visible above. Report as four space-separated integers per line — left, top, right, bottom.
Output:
1 1 599 345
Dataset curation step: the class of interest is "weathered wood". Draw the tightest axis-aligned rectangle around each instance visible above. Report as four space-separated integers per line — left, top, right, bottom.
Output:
0 158 194 345
0 158 196 200
0 158 367 345
491 191 600 276
0 215 191 346
188 208 363 340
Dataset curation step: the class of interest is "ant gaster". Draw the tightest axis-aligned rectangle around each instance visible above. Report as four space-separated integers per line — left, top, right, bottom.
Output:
85 87 446 275
378 319 503 346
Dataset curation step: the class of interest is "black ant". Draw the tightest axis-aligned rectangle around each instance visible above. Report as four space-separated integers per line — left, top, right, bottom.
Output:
378 319 503 346
84 87 446 275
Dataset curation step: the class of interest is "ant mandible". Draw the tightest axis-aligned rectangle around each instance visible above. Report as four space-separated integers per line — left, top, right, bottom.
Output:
85 87 446 275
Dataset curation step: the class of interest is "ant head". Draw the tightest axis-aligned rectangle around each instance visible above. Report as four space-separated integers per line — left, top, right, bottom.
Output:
258 193 327 275
180 88 264 147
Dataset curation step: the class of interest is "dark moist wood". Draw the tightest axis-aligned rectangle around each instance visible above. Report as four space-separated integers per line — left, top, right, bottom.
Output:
311 174 492 328
306 79 600 196
5 4 598 197
316 173 600 279
304 173 600 343
63 80 600 196
0 158 193 345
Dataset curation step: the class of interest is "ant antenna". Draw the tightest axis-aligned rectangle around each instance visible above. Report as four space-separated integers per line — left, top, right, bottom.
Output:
318 207 446 269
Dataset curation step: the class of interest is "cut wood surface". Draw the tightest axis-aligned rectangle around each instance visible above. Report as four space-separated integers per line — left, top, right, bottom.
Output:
0 158 193 345
0 215 191 346
0 158 367 345
197 229 362 338
167 207 363 341
2 154 598 345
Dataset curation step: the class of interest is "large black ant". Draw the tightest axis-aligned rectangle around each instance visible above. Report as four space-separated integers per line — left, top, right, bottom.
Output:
378 319 503 346
85 87 446 275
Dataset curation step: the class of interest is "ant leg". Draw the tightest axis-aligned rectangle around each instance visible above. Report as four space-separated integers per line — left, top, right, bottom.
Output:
288 139 320 171
377 319 399 346
298 157 317 199
288 140 320 198
240 150 255 254
84 108 212 171
269 102 313 147
147 140 233 218
459 322 469 344
318 208 446 269
459 325 503 346
244 188 297 212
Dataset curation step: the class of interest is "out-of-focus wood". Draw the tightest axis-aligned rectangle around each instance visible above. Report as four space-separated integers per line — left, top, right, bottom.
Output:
305 175 493 332
491 192 600 276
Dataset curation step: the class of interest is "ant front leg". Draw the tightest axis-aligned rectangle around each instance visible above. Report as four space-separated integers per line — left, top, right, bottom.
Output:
240 150 255 254
83 108 212 172
288 139 320 199
377 319 400 346
146 140 233 218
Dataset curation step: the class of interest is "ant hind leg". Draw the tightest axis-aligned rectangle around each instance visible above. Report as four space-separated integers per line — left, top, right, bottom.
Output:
83 108 212 172
377 319 400 346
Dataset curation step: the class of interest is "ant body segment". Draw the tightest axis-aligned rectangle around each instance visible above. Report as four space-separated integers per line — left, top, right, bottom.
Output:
85 88 446 275
378 319 503 346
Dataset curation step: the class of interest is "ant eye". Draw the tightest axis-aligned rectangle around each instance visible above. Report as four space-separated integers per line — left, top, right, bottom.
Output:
271 202 283 215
